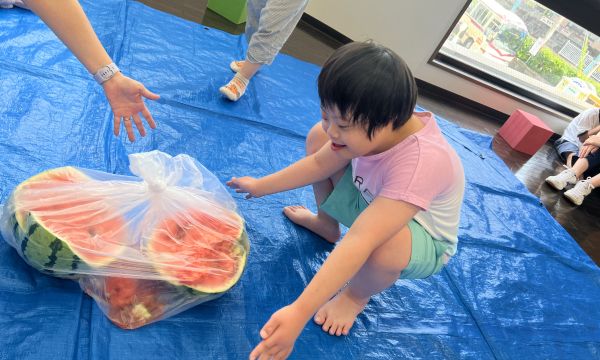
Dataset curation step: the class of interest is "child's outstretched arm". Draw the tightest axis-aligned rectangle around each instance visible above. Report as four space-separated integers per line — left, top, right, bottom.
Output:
249 197 420 359
228 140 349 198
23 0 160 142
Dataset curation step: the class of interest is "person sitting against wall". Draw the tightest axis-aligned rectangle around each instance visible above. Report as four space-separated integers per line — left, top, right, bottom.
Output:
546 133 600 205
552 107 600 167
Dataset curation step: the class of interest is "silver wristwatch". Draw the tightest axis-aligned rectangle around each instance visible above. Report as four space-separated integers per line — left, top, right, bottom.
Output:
93 63 120 84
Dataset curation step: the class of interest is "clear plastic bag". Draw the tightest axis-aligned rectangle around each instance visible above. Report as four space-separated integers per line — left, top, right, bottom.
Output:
0 150 249 329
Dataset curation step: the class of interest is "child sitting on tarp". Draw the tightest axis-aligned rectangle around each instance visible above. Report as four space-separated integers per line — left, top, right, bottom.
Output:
228 41 465 359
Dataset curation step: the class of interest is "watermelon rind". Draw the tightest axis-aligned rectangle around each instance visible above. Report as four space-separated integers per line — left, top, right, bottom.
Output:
8 212 83 279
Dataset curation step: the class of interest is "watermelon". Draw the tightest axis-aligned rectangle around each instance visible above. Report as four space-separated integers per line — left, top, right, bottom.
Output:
9 167 128 277
5 162 250 329
146 208 249 294
9 213 84 277
81 276 166 329
79 275 166 329
104 277 165 329
13 166 89 228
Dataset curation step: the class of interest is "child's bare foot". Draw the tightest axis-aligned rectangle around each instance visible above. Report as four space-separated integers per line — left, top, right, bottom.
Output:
283 205 340 243
313 288 368 336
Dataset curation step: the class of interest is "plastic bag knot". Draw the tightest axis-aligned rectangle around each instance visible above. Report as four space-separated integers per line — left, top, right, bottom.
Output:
146 180 167 193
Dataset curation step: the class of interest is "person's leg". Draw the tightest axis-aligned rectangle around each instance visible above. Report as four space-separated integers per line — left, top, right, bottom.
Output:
314 225 413 336
571 157 590 177
553 139 579 165
564 151 600 205
591 173 600 188
245 0 308 66
220 0 309 101
244 0 266 43
234 0 266 79
546 139 583 189
566 153 578 168
545 157 588 191
283 122 343 243
227 0 266 74
220 0 266 101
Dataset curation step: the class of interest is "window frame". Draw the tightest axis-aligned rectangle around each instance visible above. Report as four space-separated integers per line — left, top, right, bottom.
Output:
428 0 597 119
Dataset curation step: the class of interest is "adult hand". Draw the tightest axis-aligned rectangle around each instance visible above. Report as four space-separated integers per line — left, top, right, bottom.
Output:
583 134 600 148
579 144 599 158
249 305 307 360
226 176 265 199
102 73 160 142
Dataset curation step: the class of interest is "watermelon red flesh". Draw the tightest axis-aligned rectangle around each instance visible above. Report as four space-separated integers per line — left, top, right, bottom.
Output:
31 201 128 266
12 167 127 268
104 277 165 329
82 276 166 329
147 209 248 294
105 276 140 308
13 167 90 229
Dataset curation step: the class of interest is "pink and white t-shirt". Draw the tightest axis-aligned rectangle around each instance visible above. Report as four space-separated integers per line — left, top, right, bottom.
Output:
351 111 465 255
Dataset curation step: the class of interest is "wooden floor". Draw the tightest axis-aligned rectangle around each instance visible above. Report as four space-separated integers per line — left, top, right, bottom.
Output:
418 91 600 264
139 2 600 265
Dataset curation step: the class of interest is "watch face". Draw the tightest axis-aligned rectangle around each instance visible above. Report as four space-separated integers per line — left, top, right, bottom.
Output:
95 64 119 84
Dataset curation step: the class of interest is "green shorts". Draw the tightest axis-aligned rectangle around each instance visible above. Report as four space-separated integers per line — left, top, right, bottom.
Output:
320 166 450 279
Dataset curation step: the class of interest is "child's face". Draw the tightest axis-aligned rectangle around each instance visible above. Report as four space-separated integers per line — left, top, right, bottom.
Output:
321 106 379 158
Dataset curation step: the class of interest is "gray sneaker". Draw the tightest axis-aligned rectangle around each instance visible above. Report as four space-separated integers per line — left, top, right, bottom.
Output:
545 167 577 191
564 178 594 206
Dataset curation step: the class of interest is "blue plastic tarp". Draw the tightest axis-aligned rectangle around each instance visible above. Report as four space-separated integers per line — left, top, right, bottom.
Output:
0 1 599 359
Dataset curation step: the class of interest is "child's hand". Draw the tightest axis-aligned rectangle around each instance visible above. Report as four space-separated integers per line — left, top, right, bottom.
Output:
102 73 160 142
227 176 264 199
249 305 307 360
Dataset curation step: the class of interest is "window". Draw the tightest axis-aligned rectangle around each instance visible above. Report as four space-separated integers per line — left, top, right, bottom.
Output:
471 5 491 25
433 0 600 117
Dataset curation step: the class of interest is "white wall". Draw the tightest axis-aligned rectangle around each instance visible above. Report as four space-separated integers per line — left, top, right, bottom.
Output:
305 0 570 133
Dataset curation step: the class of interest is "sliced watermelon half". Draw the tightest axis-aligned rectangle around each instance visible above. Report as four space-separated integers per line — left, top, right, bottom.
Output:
146 208 249 294
13 166 90 229
10 167 128 275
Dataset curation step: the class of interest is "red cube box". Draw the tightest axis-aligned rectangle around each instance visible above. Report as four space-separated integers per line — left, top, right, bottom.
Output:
498 110 554 155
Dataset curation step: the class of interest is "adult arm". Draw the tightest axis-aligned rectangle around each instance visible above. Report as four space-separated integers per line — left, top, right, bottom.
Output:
23 0 160 141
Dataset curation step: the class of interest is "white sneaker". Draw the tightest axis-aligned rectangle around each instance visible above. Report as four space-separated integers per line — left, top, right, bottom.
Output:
564 178 594 205
545 167 577 190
